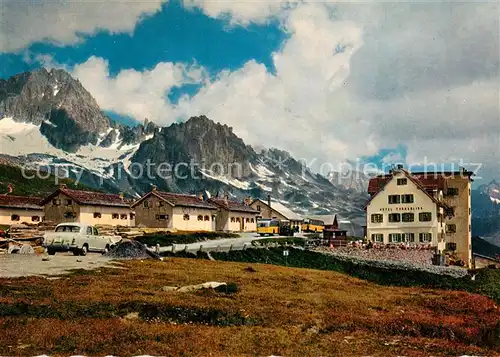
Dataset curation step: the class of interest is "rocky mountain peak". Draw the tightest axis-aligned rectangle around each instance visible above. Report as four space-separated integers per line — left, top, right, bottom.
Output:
0 68 110 152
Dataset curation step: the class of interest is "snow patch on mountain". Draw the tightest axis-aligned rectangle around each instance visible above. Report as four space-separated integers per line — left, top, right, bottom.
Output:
199 169 252 190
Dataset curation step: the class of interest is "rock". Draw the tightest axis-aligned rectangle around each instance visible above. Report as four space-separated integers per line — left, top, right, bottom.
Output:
123 312 140 320
7 244 20 254
163 282 227 293
104 240 161 260
76 259 82 262
42 257 51 261
162 286 179 292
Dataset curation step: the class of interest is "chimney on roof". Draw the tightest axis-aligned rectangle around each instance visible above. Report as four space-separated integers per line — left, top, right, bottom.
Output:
267 194 271 208
119 192 124 201
4 184 13 196
151 185 157 192
224 192 229 206
198 193 204 201
397 164 404 170
59 184 67 190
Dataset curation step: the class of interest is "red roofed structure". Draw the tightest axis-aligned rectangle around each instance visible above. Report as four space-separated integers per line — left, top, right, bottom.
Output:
0 195 44 225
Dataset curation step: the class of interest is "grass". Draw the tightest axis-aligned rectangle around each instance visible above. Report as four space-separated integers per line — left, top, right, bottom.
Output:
135 232 240 247
210 247 500 304
0 259 499 356
0 163 92 196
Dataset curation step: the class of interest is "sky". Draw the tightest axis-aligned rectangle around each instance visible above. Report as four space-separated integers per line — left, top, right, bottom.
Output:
0 0 498 182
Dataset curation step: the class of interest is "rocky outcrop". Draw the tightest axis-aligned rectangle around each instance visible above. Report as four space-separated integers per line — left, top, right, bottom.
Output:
0 68 110 151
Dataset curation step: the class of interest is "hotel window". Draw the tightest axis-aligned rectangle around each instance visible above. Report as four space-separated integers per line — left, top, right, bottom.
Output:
197 215 203 221
52 199 61 206
204 215 210 221
419 212 432 222
120 214 128 220
446 188 459 196
397 178 407 185
402 213 414 222
371 234 384 242
183 214 190 221
404 233 415 242
446 224 456 233
388 195 400 204
419 233 432 243
251 218 255 223
31 216 40 222
388 213 401 222
371 214 383 223
156 214 167 221
401 194 414 204
93 212 102 219
389 233 402 243
112 213 119 219
246 217 250 223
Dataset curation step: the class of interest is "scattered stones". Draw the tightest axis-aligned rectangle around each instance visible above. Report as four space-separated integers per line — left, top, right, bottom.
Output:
162 282 227 293
123 312 140 320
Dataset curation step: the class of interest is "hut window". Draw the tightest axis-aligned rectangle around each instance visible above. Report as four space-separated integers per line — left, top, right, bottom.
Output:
183 214 190 221
52 199 60 206
93 212 102 219
256 205 261 212
11 214 20 221
143 201 149 208
158 201 165 207
236 217 241 222
446 188 459 196
64 212 76 219
31 216 40 222
211 215 216 221
230 217 235 222
204 215 210 221
130 213 136 220
112 213 119 219
156 214 168 221
120 214 128 220
197 215 203 221
65 199 72 206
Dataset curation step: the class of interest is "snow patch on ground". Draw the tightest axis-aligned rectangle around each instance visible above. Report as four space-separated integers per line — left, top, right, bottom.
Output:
250 162 274 177
199 170 251 190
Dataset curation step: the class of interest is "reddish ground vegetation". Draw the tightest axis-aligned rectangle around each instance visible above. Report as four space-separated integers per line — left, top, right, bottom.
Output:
0 258 498 356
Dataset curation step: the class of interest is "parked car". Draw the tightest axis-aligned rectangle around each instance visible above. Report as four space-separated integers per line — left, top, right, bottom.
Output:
43 223 122 256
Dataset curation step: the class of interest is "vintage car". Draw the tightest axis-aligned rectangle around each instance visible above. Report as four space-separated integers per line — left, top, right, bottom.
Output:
42 223 122 256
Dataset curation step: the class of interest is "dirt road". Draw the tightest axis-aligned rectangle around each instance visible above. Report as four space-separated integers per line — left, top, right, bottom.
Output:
0 253 117 278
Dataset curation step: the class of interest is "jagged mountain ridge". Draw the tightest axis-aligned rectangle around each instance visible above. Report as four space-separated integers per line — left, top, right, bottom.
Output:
0 68 369 218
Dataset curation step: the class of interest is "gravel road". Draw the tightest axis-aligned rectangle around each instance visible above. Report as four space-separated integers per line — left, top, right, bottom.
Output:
0 253 117 278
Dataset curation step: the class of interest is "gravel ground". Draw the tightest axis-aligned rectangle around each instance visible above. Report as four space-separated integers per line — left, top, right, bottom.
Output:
105 240 161 260
314 247 468 278
0 253 118 278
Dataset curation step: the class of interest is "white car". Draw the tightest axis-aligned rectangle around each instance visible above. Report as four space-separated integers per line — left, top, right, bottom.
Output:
43 223 122 256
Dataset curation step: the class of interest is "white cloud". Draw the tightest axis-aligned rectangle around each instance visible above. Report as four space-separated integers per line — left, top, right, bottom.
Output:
0 0 167 53
24 1 499 180
182 0 300 25
72 56 207 122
